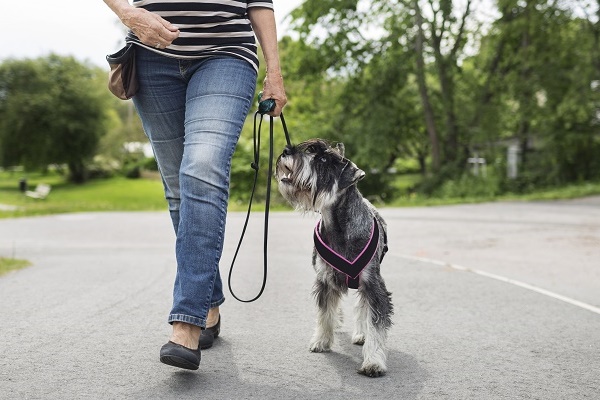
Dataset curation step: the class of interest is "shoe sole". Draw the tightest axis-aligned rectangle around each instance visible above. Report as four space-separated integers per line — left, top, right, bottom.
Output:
160 355 199 370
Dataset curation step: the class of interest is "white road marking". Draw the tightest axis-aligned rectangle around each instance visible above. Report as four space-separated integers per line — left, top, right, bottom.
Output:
400 255 600 316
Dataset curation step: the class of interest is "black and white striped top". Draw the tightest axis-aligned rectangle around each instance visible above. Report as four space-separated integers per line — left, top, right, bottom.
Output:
126 0 274 72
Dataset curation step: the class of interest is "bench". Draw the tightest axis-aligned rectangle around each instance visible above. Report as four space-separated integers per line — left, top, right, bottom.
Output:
25 184 51 199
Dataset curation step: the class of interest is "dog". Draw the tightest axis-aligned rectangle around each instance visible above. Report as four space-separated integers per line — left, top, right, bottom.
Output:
275 138 393 377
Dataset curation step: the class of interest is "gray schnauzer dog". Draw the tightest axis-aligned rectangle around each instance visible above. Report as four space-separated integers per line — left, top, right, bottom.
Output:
275 138 393 377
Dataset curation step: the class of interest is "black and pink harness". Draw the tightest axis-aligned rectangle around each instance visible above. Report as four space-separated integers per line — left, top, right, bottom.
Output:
313 217 385 289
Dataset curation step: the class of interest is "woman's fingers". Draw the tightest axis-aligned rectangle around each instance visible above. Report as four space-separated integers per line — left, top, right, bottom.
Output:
262 73 287 117
122 8 179 48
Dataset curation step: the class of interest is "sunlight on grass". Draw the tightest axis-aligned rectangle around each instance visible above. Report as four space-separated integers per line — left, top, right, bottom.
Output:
0 172 168 218
0 257 31 276
0 171 254 218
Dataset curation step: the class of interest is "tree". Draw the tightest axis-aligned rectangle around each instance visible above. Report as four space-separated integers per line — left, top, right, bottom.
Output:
290 0 479 173
0 55 112 182
288 0 600 195
472 0 600 186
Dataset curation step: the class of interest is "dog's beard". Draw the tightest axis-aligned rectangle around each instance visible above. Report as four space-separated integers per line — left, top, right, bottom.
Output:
276 155 339 212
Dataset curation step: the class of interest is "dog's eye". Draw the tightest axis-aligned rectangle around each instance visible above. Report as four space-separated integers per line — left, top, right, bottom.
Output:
320 156 327 163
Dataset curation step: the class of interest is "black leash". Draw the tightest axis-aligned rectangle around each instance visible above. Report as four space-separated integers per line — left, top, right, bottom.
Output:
227 96 292 303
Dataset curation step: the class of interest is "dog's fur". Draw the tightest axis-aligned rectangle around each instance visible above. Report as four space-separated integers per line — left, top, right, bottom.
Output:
275 139 393 377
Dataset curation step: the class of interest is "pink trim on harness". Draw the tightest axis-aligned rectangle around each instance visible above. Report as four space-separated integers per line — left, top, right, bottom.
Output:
313 218 379 289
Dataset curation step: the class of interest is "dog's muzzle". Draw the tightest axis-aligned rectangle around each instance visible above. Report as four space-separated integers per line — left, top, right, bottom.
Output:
279 170 293 184
277 147 295 184
279 165 292 184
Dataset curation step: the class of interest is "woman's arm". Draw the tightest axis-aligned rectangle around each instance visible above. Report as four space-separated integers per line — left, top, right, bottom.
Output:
248 7 287 116
103 0 179 49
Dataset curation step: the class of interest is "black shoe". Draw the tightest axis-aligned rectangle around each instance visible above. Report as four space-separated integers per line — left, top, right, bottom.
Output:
160 341 201 370
199 315 221 350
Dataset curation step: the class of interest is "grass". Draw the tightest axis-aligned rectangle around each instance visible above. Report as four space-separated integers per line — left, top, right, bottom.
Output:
0 257 31 276
0 171 167 218
0 170 269 218
1 170 600 219
503 182 600 201
387 180 600 207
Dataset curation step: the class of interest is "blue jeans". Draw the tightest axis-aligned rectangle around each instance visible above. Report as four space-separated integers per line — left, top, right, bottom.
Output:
132 47 257 327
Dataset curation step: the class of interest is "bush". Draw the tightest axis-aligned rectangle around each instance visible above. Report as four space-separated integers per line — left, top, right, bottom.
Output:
124 165 141 179
414 164 463 196
356 171 400 203
121 156 157 179
87 156 121 179
141 157 158 171
435 172 502 199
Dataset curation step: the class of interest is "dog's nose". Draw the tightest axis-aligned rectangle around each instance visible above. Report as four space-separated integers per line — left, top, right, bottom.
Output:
283 146 293 156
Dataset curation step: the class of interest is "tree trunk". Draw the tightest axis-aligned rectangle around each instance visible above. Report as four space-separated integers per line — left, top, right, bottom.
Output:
517 0 533 169
414 0 441 172
434 52 459 164
418 152 427 175
429 0 471 166
68 161 88 184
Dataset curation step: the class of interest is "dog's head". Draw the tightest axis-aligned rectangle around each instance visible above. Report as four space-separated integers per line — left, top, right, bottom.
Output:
275 138 365 212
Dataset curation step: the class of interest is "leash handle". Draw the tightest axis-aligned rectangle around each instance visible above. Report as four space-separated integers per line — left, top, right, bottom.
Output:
258 92 291 146
257 91 275 114
228 113 275 303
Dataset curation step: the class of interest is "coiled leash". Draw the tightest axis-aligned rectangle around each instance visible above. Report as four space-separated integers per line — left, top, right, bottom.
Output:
228 93 292 303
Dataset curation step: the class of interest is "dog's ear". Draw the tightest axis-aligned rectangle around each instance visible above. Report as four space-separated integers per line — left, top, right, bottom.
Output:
334 143 345 158
339 163 365 189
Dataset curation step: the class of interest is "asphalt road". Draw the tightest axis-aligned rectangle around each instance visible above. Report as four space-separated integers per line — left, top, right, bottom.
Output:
0 197 599 399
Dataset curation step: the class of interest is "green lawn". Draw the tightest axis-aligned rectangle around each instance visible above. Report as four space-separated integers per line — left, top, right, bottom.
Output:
1 171 599 219
0 171 265 218
0 172 168 218
0 257 31 276
388 181 600 207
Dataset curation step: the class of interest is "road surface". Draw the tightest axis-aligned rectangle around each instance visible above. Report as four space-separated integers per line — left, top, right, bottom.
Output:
1 197 599 399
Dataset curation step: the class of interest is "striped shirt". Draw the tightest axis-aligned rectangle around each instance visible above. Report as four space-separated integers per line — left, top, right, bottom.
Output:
126 0 274 72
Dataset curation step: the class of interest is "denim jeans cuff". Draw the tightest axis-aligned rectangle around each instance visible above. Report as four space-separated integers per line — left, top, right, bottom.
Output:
210 297 225 309
168 314 204 327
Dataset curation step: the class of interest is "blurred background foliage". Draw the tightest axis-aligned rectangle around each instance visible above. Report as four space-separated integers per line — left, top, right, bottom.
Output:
1 0 599 211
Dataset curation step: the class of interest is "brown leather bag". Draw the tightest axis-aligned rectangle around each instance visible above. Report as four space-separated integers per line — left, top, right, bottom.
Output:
106 43 138 100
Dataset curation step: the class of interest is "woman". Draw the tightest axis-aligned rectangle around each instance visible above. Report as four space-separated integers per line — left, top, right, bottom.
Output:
103 0 287 370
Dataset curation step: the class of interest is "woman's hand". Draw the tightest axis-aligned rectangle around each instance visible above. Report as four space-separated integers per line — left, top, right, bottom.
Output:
119 7 179 49
261 71 287 117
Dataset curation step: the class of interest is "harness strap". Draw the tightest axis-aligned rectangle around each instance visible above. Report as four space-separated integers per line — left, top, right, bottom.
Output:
313 217 380 289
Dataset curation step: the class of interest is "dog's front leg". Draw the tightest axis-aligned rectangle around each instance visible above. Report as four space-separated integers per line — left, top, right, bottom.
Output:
309 278 341 353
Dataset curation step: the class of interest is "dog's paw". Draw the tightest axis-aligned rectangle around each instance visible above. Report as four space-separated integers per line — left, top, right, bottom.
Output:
309 339 332 353
358 363 387 378
352 333 365 345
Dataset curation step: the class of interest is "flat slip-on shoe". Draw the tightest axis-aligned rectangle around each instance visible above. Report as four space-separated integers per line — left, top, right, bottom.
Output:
199 315 221 350
160 341 201 370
